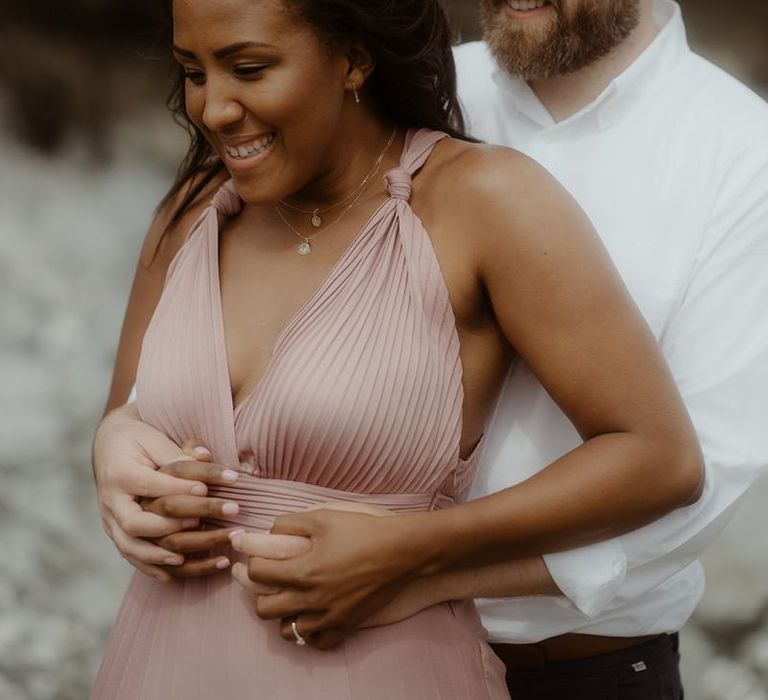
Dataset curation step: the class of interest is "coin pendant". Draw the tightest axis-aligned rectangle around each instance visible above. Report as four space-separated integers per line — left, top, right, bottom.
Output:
297 241 312 256
311 210 322 228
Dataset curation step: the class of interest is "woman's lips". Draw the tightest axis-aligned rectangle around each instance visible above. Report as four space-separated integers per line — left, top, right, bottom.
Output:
221 133 277 174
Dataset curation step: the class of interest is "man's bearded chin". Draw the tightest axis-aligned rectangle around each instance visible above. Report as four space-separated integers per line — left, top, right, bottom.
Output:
480 0 640 80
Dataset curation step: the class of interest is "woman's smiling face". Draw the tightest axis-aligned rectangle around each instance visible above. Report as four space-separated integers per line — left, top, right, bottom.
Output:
172 0 351 203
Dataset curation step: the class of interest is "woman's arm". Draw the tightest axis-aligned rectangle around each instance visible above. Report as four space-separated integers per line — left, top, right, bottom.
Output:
410 147 703 565
103 177 219 412
246 146 704 641
231 504 560 644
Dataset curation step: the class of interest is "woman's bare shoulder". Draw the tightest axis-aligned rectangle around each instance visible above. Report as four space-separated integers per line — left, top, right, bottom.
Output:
427 138 593 256
430 138 571 213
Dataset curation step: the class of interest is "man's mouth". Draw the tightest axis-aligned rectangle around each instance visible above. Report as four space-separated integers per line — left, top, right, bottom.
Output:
505 0 552 11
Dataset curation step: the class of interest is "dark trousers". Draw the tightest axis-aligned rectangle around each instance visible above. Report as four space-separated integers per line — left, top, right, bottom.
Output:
501 633 683 700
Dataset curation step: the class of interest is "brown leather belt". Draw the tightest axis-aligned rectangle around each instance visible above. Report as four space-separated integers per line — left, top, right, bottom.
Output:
491 633 662 671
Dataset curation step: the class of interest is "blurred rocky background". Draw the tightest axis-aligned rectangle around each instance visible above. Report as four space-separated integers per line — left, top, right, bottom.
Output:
0 1 766 698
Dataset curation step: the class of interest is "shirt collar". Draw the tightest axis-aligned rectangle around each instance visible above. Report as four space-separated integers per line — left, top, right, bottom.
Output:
491 0 690 133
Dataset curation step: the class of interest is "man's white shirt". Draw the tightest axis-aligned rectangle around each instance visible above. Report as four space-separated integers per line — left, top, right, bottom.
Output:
456 0 768 643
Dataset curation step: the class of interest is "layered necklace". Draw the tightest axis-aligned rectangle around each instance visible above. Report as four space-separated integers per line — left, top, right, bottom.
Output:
274 128 397 256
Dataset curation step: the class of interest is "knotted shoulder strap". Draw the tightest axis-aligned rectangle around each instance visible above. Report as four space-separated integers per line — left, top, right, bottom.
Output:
384 128 449 202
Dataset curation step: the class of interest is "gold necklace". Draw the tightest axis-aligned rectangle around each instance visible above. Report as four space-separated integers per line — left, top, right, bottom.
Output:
275 128 397 255
281 173 370 229
275 181 373 255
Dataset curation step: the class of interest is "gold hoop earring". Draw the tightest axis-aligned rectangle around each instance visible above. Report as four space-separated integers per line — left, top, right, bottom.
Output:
352 81 360 104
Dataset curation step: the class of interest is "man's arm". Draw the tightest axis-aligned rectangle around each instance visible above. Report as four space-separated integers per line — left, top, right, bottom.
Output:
361 557 560 628
93 173 236 579
610 147 768 581
543 143 768 616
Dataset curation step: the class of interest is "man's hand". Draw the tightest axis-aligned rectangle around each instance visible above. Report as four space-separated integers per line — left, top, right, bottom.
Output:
140 456 245 578
230 504 412 649
93 403 239 581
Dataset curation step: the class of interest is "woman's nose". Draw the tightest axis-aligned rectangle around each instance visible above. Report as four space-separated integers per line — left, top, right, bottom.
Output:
201 82 245 132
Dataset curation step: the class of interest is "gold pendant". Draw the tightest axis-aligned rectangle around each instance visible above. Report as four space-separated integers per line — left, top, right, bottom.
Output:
311 210 322 228
297 241 312 256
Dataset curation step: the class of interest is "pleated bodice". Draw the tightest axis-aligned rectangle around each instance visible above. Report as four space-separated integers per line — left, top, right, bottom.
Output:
136 129 481 516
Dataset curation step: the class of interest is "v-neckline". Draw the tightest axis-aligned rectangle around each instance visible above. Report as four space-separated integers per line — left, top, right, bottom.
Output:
211 196 395 421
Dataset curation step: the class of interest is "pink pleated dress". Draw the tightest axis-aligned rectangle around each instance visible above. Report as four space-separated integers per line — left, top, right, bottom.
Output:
92 129 510 699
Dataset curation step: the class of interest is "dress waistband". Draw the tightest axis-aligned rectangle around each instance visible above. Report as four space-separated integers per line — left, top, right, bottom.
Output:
206 474 455 530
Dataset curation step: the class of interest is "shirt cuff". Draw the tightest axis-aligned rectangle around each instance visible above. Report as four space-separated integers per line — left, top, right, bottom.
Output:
544 542 627 618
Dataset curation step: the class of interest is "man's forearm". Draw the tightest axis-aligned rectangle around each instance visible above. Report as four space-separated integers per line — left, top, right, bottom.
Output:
363 556 561 628
100 398 140 422
92 400 141 479
436 555 561 599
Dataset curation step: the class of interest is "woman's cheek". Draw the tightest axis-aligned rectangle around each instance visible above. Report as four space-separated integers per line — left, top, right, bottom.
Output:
184 90 205 127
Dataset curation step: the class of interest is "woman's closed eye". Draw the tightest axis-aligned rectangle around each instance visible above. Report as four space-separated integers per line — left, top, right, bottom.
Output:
181 64 269 86
183 69 206 86
233 65 270 79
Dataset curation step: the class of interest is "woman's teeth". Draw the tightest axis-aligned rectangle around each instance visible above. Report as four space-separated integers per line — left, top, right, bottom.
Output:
507 0 550 10
224 133 275 160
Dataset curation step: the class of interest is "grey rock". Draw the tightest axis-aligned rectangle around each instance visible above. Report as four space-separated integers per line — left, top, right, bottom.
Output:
1 108 178 698
694 475 768 640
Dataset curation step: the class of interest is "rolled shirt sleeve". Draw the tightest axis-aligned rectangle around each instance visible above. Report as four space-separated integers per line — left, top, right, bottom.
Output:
544 543 627 618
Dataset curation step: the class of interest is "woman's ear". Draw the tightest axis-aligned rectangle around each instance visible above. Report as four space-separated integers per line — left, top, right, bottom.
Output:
343 40 376 99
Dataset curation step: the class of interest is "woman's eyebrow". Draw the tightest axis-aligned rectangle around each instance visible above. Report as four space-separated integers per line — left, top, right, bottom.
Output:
171 45 196 59
171 42 277 60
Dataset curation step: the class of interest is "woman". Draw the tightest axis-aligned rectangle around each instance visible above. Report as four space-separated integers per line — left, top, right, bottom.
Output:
92 0 703 697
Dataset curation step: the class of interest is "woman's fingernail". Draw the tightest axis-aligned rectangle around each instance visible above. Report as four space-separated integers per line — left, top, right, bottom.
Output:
222 469 239 482
222 502 239 515
216 558 231 570
164 556 182 566
229 532 243 548
181 519 199 528
194 446 212 457
190 484 207 496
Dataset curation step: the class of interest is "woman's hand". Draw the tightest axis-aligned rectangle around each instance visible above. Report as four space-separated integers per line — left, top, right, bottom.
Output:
230 503 413 649
93 403 238 581
231 501 564 649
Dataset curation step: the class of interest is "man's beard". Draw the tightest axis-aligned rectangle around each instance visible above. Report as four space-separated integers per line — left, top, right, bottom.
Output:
480 0 640 80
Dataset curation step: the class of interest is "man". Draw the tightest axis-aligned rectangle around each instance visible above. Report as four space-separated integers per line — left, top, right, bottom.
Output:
449 0 768 696
93 1 768 697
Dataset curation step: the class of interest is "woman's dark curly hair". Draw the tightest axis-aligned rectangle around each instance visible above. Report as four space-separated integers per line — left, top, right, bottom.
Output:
157 0 470 226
